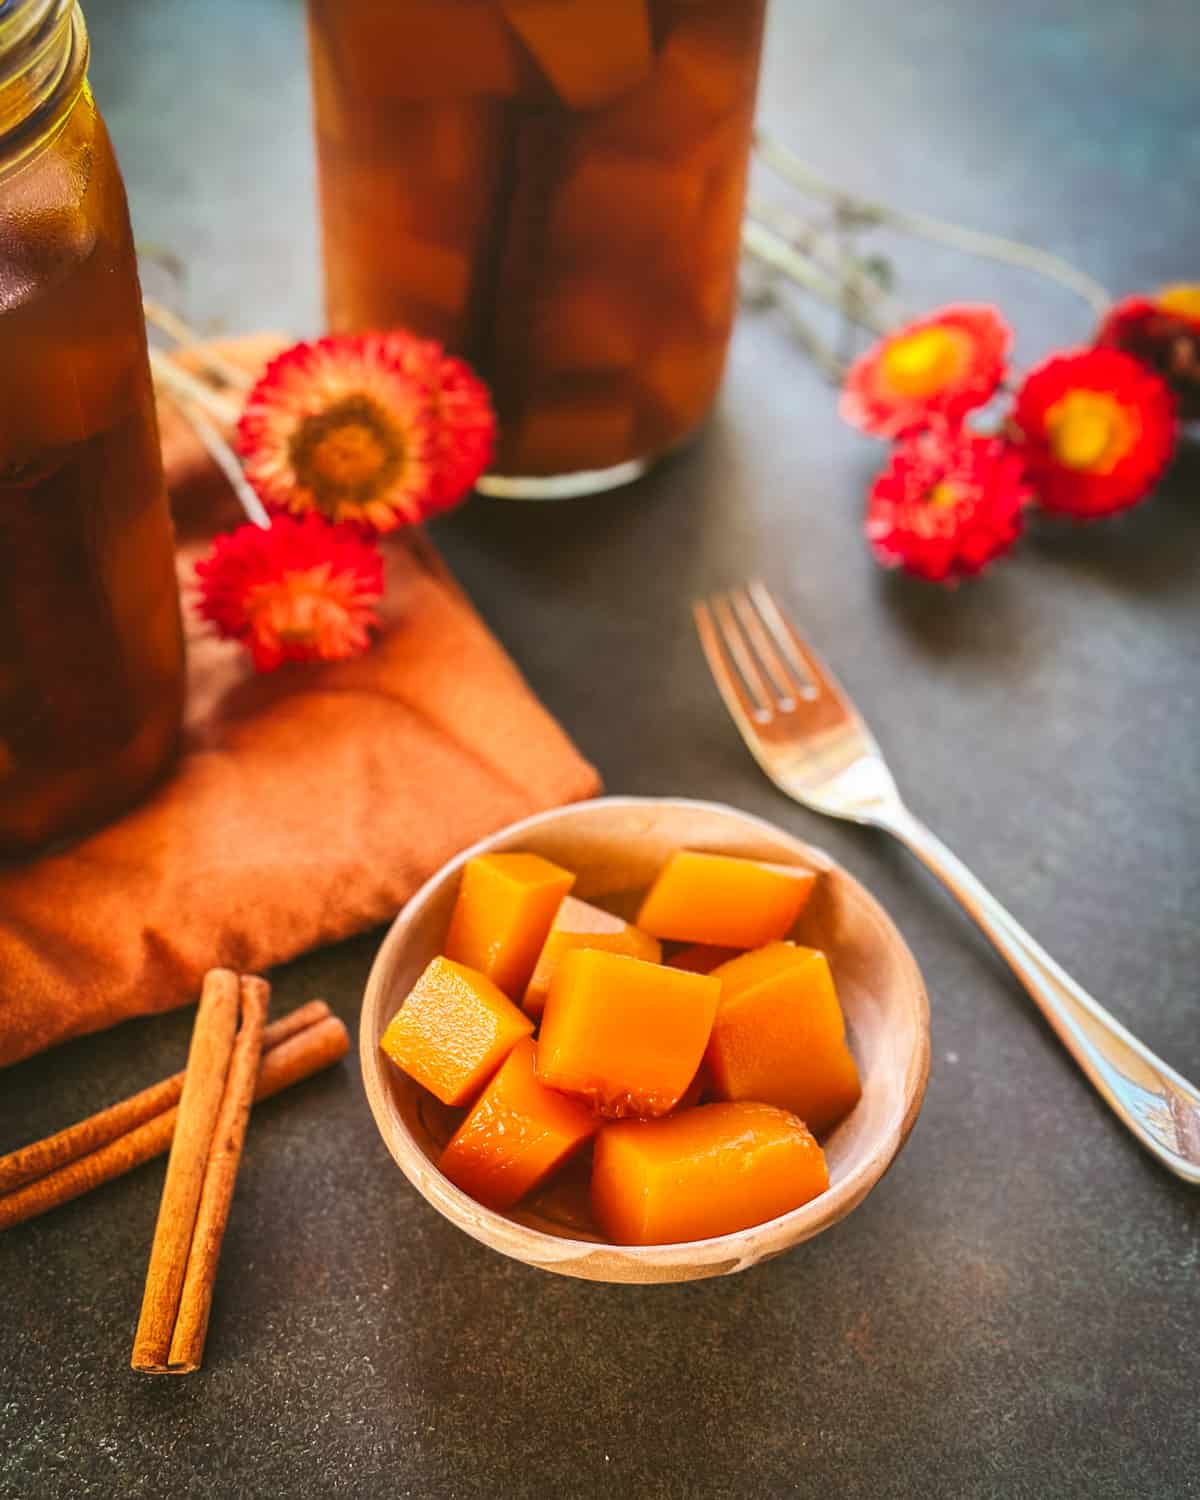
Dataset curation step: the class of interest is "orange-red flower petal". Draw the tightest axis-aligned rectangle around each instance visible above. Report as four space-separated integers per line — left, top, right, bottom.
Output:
1095 287 1200 421
237 335 438 533
841 305 1011 438
865 426 1030 583
427 353 496 507
378 330 496 509
195 514 384 672
1010 348 1176 518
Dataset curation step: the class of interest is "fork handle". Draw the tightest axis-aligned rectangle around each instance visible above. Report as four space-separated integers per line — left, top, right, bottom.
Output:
881 806 1200 1183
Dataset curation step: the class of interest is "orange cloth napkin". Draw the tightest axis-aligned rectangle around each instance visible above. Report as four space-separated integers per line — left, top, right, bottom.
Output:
0 337 600 1068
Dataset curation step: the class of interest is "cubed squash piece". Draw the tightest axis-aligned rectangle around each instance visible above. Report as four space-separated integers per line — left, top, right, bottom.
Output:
444 852 576 998
500 0 652 109
530 274 641 374
522 1147 596 1236
524 896 662 1017
507 387 637 474
538 949 719 1118
380 956 533 1107
438 1038 599 1210
591 1101 829 1245
317 0 525 102
549 149 705 265
667 943 741 975
706 943 861 1135
675 1062 708 1111
636 328 728 434
637 850 816 948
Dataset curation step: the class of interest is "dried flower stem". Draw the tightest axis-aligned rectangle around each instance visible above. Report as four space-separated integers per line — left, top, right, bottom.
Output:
774 300 850 382
143 298 254 392
748 195 905 322
148 348 241 426
148 350 271 530
742 217 893 338
179 403 272 532
754 131 1113 316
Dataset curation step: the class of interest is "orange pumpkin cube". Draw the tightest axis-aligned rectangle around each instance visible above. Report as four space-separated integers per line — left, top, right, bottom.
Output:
438 1038 599 1211
591 1101 829 1245
667 943 741 975
637 850 816 949
706 943 862 1135
500 0 653 110
444 852 576 998
380 955 533 1107
675 1062 709 1111
538 949 720 1118
523 896 662 1018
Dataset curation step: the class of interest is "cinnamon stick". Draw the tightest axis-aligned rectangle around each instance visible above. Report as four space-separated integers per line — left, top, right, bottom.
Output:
165 975 269 1373
0 1000 330 1197
0 1007 348 1232
132 969 242 1372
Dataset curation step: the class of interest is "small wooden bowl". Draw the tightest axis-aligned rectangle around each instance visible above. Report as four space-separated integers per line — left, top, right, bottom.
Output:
361 797 930 1283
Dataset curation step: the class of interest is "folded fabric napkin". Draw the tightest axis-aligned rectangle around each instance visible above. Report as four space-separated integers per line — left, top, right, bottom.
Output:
0 337 600 1068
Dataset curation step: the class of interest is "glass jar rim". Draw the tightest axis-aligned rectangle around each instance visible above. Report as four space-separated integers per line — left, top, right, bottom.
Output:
0 0 86 162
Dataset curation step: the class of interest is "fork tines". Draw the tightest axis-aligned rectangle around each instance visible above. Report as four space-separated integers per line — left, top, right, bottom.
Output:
694 580 835 724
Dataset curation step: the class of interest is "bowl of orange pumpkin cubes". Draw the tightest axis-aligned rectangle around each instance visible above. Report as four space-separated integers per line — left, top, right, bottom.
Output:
361 797 929 1282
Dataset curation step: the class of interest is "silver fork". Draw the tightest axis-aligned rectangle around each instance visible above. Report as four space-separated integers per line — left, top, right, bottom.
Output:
695 580 1200 1183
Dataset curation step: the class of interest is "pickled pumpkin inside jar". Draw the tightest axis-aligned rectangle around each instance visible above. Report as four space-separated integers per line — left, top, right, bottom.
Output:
0 1 185 857
305 0 768 494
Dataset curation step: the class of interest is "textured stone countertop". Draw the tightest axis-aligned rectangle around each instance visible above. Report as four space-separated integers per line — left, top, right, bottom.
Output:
2 2 1198 1496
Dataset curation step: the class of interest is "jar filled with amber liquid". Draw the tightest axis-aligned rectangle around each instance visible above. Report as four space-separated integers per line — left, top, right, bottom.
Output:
306 0 767 497
0 0 185 858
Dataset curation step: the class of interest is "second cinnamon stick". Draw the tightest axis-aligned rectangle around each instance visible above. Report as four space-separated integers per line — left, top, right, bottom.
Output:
0 1009 348 1233
0 1001 331 1199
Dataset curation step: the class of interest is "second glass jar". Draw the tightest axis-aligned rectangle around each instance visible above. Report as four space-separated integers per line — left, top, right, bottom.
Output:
306 0 767 497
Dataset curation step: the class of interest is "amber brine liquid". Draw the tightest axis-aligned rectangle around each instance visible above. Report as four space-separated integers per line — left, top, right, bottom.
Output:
0 67 184 856
306 0 767 489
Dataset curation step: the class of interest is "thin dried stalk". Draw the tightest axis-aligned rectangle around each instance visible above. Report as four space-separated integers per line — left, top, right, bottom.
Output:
148 348 241 426
148 350 271 530
143 298 254 391
742 217 893 337
754 131 1113 316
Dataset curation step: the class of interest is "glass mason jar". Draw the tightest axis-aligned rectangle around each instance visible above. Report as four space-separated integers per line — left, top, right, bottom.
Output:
306 0 767 497
0 0 185 858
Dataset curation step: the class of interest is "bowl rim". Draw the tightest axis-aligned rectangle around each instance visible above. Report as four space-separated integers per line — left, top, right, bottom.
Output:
360 794 930 1269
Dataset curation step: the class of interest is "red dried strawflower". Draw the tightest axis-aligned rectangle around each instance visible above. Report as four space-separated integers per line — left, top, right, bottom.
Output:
237 334 438 533
841 305 1011 438
1010 348 1176 518
379 330 496 507
195 514 384 672
428 354 497 505
866 425 1031 583
1095 284 1200 421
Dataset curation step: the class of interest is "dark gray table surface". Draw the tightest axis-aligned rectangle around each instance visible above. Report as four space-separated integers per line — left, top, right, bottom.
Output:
2 2 1198 1497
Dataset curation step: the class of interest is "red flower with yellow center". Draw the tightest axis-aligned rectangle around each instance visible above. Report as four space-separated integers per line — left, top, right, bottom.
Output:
238 335 438 533
1010 348 1176 518
1096 283 1200 420
195 514 384 672
841 305 1011 438
865 425 1030 583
